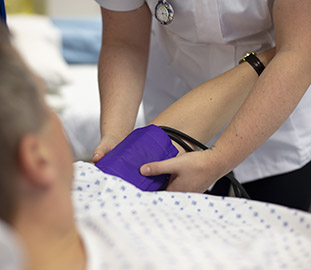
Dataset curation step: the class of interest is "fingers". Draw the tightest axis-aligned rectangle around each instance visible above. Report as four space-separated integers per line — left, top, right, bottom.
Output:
140 157 179 176
140 152 198 177
92 148 105 162
141 151 215 193
92 144 109 162
92 137 119 162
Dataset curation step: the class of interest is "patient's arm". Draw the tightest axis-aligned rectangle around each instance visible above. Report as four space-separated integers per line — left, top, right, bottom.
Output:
150 48 275 151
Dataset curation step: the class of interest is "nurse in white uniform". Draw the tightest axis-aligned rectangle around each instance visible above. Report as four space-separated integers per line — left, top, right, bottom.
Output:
93 0 311 211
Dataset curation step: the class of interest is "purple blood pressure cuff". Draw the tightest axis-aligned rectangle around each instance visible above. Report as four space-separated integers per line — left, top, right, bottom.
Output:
95 125 179 191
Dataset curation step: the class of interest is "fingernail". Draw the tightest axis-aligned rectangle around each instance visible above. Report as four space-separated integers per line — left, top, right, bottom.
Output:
142 166 151 175
93 153 99 160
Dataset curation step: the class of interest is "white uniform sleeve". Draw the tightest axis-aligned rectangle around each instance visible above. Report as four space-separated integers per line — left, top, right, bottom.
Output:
95 0 145 11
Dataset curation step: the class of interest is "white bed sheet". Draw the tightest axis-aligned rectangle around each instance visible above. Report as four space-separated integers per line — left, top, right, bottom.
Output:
56 65 146 161
73 161 311 270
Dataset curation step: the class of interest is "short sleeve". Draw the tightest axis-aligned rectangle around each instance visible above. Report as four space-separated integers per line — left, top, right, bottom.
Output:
95 0 145 12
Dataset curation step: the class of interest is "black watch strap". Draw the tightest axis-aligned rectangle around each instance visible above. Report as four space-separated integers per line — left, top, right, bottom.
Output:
239 52 265 76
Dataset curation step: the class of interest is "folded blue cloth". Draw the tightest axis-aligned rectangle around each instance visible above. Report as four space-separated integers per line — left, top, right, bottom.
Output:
52 18 101 64
95 125 179 191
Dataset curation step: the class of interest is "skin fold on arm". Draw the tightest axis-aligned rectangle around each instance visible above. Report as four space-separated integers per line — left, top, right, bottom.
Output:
141 0 311 193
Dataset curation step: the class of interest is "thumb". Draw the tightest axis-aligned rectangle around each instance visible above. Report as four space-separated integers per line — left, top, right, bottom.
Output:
93 135 122 162
140 157 178 177
92 147 105 162
93 142 112 162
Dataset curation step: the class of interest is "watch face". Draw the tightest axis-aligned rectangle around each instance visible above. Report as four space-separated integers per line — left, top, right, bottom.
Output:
156 4 169 22
155 1 174 25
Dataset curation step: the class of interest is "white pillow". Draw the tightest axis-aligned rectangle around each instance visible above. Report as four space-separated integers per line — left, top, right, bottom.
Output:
7 15 72 93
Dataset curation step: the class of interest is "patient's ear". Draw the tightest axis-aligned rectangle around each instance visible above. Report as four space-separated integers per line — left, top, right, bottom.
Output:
18 134 55 187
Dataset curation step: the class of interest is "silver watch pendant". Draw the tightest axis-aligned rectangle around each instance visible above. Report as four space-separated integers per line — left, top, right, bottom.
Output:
155 0 174 25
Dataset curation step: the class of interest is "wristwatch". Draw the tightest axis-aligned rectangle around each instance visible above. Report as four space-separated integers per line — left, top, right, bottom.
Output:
239 52 265 76
155 0 174 25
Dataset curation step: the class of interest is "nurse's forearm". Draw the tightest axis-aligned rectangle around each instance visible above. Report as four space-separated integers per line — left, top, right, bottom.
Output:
150 49 275 147
209 0 311 178
98 44 149 139
211 50 311 177
98 5 151 141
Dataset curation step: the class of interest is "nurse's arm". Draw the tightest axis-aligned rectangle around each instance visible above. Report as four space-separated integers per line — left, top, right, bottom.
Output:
149 49 275 153
208 0 311 180
142 0 311 192
93 4 152 162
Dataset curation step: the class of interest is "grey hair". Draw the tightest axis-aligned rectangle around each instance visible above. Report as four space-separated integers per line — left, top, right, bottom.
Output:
0 24 48 223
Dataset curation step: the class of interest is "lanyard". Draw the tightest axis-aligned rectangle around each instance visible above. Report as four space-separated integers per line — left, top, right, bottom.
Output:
0 0 7 24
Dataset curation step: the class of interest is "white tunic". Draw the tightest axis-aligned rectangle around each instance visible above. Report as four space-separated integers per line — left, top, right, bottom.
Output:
95 0 311 183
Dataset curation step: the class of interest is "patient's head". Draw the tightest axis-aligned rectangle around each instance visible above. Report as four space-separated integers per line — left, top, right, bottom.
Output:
0 24 74 224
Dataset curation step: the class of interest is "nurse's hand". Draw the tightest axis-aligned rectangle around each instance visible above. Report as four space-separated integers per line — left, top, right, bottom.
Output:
140 149 227 193
93 135 121 162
